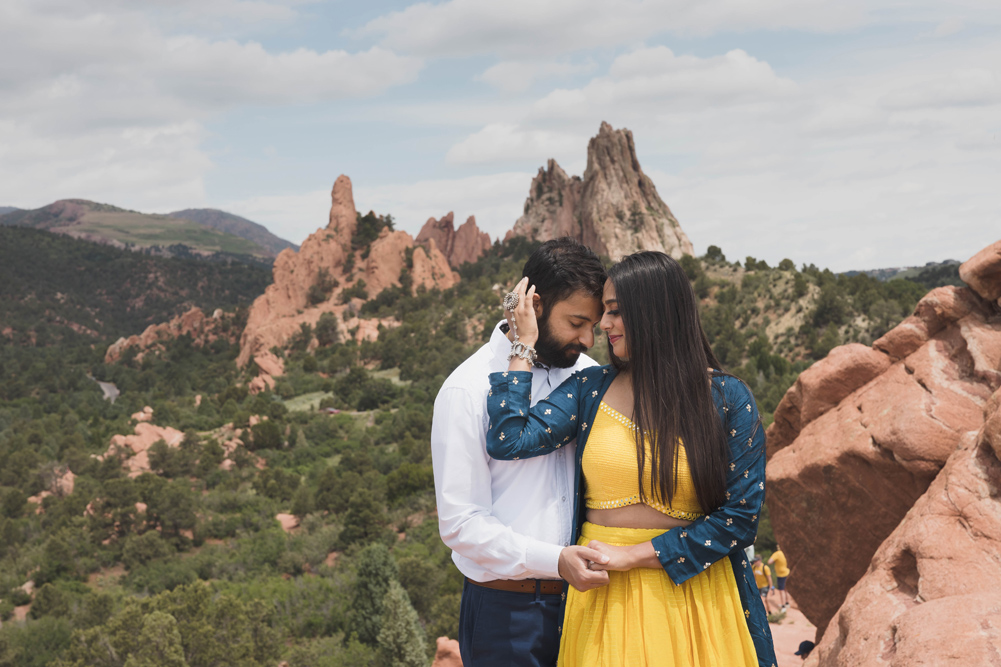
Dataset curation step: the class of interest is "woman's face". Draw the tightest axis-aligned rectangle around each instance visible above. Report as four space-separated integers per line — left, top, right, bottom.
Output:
600 279 628 360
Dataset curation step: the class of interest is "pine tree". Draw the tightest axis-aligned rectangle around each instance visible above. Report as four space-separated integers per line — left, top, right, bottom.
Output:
349 542 399 646
377 581 427 667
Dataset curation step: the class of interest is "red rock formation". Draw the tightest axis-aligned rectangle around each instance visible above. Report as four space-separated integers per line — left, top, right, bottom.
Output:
506 122 694 261
432 637 462 667
97 422 185 478
417 212 492 268
767 240 1001 639
806 408 1001 666
959 239 1001 303
237 175 457 368
105 306 234 364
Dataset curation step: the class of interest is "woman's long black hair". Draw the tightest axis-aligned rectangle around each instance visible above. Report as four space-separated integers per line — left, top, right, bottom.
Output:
607 251 729 514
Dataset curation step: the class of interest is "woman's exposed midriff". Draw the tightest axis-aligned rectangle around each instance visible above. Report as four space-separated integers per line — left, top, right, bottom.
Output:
587 504 693 531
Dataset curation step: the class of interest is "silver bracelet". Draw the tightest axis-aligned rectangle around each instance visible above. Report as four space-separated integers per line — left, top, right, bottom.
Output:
508 340 537 366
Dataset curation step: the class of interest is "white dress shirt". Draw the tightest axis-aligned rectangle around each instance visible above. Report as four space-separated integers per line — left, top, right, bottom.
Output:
431 322 596 582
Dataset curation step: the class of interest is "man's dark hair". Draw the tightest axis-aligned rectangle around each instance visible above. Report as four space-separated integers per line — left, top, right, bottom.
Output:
522 237 606 312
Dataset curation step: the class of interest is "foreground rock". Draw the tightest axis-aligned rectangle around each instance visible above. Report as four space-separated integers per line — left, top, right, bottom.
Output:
431 637 462 667
506 122 694 261
807 390 1001 666
236 175 458 369
417 212 492 268
766 240 1001 636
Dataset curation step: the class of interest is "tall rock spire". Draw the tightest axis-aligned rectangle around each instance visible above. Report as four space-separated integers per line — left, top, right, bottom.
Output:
507 122 694 261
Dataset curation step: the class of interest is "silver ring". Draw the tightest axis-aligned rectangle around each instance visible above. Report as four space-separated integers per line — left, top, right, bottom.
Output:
503 291 519 311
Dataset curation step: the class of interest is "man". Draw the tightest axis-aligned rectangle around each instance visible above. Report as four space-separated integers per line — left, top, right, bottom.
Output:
769 545 791 610
431 238 610 667
752 555 774 614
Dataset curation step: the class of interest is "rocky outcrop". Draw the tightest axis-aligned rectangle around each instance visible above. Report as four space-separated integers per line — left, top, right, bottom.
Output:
105 307 235 364
416 212 492 268
431 637 462 667
506 122 694 261
236 175 458 369
806 405 1001 666
959 239 1001 303
766 239 1001 639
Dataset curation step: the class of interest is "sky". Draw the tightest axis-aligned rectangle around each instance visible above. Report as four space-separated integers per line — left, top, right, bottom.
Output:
1 0 998 272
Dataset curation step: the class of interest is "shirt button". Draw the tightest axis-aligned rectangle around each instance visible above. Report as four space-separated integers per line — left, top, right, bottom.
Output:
562 496 567 501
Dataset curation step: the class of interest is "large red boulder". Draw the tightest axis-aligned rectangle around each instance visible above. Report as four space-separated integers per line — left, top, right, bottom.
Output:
960 239 1001 303
807 389 1001 666
767 279 1001 635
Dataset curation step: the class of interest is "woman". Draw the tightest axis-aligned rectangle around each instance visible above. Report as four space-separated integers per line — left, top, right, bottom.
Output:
486 252 776 666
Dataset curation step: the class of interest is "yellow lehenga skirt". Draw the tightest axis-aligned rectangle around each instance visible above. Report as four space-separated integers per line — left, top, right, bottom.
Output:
559 522 758 667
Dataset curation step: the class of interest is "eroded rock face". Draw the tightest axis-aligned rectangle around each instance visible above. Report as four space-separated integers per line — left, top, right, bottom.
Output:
506 122 694 261
767 274 1001 635
236 175 457 368
417 213 492 268
807 392 1001 666
105 307 234 364
960 239 1001 303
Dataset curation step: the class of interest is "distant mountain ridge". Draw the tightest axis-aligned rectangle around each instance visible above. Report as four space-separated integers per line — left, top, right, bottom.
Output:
168 208 298 256
0 206 19 215
0 199 280 261
842 260 962 287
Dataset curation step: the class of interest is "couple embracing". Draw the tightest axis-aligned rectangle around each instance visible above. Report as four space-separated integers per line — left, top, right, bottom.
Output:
431 239 777 667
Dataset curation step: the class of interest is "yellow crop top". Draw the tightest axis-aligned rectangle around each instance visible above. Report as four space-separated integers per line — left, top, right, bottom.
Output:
582 402 704 521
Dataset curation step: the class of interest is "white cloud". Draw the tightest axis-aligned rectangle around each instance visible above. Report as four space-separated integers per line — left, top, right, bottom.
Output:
359 0 873 57
0 0 421 211
477 60 596 93
445 124 582 165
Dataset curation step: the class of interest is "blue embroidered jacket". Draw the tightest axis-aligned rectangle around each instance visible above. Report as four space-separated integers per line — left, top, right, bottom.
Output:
485 365 777 667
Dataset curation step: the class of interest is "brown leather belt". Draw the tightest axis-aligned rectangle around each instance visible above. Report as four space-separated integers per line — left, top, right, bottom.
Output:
467 577 564 595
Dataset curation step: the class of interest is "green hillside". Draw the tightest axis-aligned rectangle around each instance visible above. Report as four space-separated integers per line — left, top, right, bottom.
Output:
0 226 271 346
168 209 298 256
0 231 962 666
0 200 274 259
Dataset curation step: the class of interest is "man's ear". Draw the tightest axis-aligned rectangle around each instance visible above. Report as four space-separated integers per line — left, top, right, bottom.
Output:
532 292 543 319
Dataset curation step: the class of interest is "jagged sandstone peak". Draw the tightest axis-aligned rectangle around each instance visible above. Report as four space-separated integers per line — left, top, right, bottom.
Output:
416 212 493 268
766 238 1001 639
507 122 694 261
236 175 457 369
328 174 357 239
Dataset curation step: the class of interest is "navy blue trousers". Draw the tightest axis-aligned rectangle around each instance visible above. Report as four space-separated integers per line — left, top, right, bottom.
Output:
459 579 563 667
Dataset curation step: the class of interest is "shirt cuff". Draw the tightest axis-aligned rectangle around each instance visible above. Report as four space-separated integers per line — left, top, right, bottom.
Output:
526 540 564 579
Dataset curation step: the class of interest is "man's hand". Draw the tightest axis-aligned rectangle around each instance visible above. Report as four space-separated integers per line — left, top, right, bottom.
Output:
586 540 661 571
558 545 610 592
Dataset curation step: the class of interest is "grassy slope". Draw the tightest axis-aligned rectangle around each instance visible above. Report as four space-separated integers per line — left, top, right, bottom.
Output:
2 200 273 258
168 209 299 256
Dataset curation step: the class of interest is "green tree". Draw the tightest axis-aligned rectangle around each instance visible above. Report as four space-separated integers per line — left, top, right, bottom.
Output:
349 543 399 646
291 485 315 519
315 312 340 347
123 612 188 667
338 487 388 549
377 581 427 667
122 531 176 570
247 420 283 451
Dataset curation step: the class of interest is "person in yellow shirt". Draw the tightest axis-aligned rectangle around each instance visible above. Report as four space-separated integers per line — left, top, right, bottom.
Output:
768 546 790 609
751 556 774 614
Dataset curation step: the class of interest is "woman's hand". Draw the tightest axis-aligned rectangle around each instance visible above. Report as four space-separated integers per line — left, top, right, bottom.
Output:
505 277 539 347
586 540 662 572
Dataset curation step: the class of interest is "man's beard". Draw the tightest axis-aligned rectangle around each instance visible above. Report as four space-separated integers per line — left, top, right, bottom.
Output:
534 313 587 369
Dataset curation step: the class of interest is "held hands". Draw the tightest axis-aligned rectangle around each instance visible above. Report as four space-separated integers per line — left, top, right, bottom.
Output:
585 540 662 571
558 545 610 592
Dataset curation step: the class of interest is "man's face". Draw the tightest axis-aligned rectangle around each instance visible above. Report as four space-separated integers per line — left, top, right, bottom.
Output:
534 289 603 368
